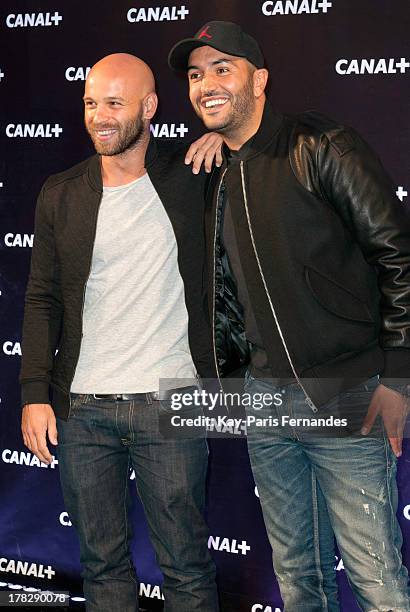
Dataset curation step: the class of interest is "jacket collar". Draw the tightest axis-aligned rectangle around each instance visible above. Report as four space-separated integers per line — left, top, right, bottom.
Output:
87 135 158 192
228 101 284 162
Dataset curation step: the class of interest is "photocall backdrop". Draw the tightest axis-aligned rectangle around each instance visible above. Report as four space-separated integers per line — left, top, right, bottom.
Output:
0 1 409 610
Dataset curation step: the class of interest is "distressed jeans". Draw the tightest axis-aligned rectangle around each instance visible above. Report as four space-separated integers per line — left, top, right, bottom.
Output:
56 394 218 612
244 373 409 612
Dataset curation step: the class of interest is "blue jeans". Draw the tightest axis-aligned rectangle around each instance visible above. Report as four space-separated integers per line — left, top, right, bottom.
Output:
244 373 409 611
56 394 218 612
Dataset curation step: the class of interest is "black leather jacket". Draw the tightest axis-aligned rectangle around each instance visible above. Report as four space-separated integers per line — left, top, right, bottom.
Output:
20 138 215 419
205 102 410 407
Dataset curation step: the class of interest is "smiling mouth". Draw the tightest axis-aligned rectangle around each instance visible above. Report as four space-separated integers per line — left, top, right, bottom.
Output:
201 98 229 110
94 128 118 140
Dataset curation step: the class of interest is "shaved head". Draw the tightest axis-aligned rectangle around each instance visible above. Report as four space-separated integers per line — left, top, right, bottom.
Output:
87 53 155 99
84 53 157 157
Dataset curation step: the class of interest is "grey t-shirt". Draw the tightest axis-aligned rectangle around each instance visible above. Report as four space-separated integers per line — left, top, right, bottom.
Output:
71 173 197 393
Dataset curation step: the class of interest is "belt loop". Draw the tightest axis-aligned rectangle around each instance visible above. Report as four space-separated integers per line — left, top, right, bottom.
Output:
146 392 153 405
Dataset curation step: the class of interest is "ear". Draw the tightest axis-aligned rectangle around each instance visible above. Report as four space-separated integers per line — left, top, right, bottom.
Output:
253 68 269 98
142 92 158 120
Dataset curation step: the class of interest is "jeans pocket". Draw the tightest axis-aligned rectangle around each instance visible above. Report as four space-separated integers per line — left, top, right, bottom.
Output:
69 394 88 418
343 375 379 396
337 377 381 435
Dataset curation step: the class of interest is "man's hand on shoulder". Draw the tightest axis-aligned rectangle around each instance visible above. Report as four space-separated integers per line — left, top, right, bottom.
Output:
21 403 58 465
185 132 224 175
361 384 409 457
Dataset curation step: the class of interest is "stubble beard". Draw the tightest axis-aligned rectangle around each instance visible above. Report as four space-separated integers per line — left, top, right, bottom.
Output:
86 109 146 156
198 75 256 136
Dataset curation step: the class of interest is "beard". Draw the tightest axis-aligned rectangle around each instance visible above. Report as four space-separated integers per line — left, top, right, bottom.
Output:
86 108 145 156
196 74 256 135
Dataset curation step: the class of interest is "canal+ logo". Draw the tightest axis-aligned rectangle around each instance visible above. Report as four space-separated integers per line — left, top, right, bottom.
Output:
208 535 250 555
150 123 188 138
4 233 33 248
6 124 63 138
336 57 410 75
127 5 189 22
3 341 21 356
251 606 282 612
2 449 58 469
0 558 55 580
6 12 62 28
66 67 91 82
262 0 332 15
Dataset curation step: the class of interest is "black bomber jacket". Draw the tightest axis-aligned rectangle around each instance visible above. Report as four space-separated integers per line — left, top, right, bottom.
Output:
205 102 410 407
20 137 215 420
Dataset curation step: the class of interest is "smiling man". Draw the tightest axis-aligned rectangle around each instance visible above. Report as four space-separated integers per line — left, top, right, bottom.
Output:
20 53 220 612
169 21 410 612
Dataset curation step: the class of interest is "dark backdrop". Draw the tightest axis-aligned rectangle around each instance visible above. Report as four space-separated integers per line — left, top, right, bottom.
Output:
0 1 409 610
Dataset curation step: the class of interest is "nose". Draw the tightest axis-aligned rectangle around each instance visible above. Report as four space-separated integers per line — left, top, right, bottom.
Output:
90 104 110 125
200 71 218 96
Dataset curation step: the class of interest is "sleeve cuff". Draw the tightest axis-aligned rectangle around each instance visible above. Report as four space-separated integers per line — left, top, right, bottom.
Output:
380 349 410 397
21 380 51 408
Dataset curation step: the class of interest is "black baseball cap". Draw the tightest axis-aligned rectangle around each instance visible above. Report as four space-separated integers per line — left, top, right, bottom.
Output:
168 20 264 72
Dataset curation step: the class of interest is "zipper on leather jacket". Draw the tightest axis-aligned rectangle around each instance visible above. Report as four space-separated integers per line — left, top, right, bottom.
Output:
239 161 318 413
212 168 228 390
68 191 104 411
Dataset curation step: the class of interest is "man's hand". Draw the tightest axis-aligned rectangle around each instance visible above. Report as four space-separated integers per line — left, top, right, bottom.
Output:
185 132 224 175
361 384 409 457
21 403 58 465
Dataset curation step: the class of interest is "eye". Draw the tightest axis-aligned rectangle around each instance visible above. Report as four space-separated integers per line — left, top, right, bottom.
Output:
188 72 201 81
216 66 229 74
84 100 96 108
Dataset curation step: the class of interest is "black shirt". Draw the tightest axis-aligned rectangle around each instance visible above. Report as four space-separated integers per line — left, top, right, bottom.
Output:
221 142 294 381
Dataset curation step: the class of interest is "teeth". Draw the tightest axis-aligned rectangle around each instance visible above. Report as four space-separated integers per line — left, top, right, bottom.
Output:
205 98 227 108
97 129 116 135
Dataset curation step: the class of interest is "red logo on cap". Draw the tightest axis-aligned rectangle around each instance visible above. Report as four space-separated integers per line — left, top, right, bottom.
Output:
197 26 212 40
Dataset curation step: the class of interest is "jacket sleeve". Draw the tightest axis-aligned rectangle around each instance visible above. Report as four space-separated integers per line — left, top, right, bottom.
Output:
316 127 410 384
19 182 63 407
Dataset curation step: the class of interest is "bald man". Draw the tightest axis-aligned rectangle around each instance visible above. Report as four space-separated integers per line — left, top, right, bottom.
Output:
20 54 219 612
